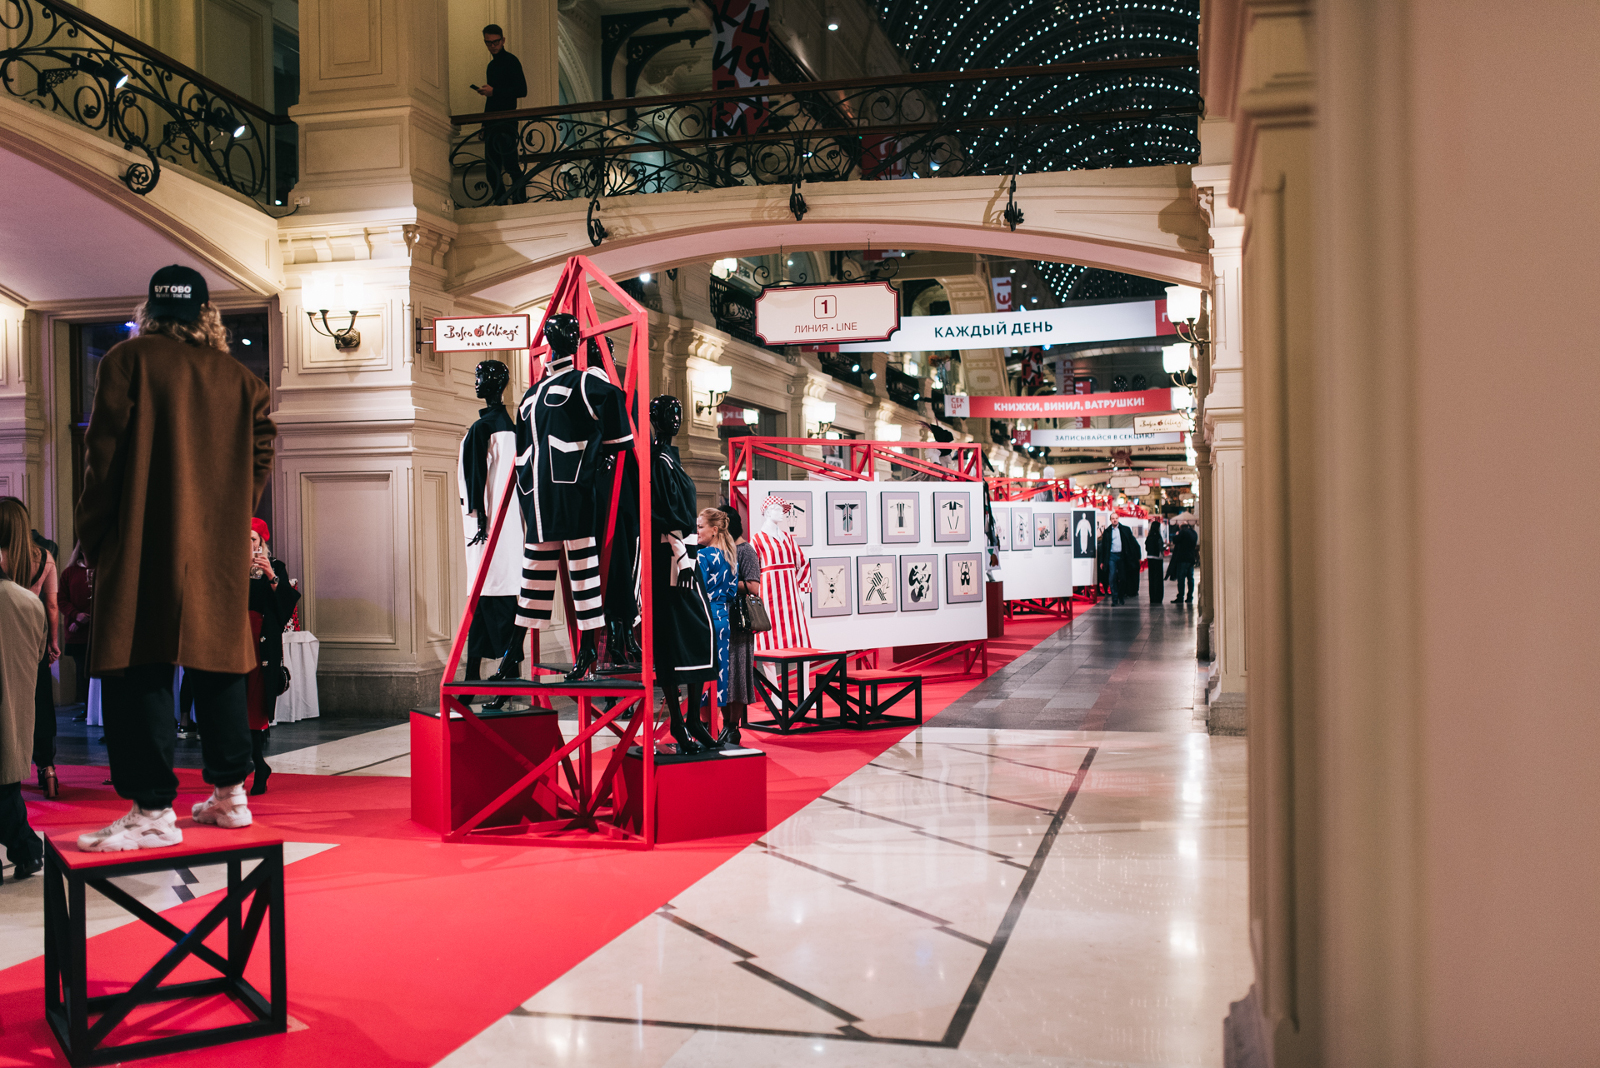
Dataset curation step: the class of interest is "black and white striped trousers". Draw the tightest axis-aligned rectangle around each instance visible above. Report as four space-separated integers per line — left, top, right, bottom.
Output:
515 537 606 631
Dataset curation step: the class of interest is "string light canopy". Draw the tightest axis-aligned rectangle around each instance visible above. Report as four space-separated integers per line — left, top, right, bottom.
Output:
872 0 1200 176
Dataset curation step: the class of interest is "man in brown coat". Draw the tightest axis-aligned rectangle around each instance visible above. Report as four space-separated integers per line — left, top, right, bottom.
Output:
74 265 276 851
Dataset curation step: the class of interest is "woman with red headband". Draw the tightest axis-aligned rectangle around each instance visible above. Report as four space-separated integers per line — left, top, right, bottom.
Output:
245 519 299 794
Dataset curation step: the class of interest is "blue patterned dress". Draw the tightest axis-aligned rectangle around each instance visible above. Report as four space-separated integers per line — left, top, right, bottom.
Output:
697 545 738 707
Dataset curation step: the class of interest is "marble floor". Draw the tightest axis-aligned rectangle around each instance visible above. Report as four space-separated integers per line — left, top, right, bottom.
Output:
3 599 1251 1067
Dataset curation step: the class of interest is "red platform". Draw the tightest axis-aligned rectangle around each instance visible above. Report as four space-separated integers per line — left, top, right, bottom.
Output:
620 748 767 843
410 708 567 834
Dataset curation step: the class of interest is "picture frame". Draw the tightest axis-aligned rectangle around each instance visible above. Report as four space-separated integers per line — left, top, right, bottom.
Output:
857 555 897 613
775 489 813 546
994 507 1012 551
1012 508 1032 551
945 552 985 603
900 554 939 611
1054 513 1073 547
1071 509 1097 559
808 556 852 617
932 490 971 543
880 490 921 544
1034 513 1054 547
826 490 869 545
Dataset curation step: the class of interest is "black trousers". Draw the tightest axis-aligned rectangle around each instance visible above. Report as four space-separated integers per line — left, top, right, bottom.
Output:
466 595 523 673
0 782 41 870
101 664 253 810
33 658 56 769
1147 558 1165 603
483 121 524 205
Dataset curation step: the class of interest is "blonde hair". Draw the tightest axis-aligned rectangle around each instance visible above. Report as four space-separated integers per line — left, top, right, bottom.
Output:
697 507 736 563
0 498 38 585
134 300 231 352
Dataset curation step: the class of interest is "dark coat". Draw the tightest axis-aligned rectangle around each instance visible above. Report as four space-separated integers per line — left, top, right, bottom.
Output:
249 559 301 671
1096 522 1141 593
75 335 275 676
1169 524 1199 567
1145 525 1166 557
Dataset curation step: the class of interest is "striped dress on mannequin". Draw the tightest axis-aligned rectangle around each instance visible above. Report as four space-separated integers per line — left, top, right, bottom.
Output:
751 530 811 652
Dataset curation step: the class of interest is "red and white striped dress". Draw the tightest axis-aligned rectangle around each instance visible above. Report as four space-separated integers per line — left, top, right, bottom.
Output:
751 529 812 652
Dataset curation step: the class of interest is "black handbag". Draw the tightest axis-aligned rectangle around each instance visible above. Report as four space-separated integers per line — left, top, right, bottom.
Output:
732 593 772 635
270 663 292 698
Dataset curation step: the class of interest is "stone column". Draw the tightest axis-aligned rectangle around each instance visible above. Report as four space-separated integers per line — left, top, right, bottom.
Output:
1194 162 1247 734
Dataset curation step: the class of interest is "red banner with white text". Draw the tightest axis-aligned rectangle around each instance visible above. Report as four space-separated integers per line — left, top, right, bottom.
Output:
944 388 1177 419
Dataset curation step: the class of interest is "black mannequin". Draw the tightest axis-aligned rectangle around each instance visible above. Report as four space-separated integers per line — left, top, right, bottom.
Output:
545 311 580 363
468 360 511 548
649 393 721 754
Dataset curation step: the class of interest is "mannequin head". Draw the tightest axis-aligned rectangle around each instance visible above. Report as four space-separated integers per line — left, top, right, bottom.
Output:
544 313 580 361
649 395 682 441
474 360 510 402
759 494 790 535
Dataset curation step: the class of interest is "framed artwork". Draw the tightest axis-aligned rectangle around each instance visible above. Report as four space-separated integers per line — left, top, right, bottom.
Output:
1034 513 1054 547
932 490 971 543
945 552 984 603
826 490 869 545
881 490 921 544
1054 513 1073 547
809 556 852 617
1071 509 1097 558
900 555 939 611
857 555 897 613
994 507 1012 550
1012 508 1032 551
774 489 813 546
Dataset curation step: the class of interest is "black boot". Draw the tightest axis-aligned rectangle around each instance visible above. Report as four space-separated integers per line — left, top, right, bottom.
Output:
250 730 271 796
483 658 521 711
718 703 744 749
661 685 702 756
603 620 640 671
566 630 600 682
685 690 722 751
461 658 481 705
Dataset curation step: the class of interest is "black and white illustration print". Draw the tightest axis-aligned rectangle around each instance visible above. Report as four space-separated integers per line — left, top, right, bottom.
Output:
857 555 897 613
779 489 813 546
809 556 852 617
827 490 869 545
932 490 971 543
1071 509 1097 559
900 554 939 611
994 507 1012 550
1034 514 1054 547
1054 513 1073 547
945 552 985 604
881 491 921 544
1012 508 1033 552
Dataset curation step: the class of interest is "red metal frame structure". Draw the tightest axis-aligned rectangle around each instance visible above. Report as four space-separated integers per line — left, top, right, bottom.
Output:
987 476 1077 503
728 436 989 682
436 255 657 849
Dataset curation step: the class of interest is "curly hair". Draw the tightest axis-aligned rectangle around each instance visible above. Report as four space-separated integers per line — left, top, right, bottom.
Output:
133 300 230 352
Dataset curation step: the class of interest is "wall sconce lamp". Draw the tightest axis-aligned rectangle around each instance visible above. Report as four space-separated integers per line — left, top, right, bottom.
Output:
1165 285 1209 347
806 400 837 437
303 272 366 350
694 363 734 415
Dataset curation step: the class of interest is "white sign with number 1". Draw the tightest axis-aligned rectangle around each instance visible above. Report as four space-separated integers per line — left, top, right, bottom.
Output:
754 282 900 345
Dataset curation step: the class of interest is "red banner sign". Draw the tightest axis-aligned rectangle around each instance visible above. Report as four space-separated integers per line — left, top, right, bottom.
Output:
945 388 1176 419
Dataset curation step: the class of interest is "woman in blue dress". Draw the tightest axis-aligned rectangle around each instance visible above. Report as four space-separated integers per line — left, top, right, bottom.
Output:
695 507 739 720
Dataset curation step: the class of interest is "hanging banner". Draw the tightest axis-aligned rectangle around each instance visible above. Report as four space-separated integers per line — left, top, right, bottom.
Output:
1133 412 1191 434
431 314 531 352
944 387 1176 420
991 276 1013 313
837 299 1164 353
1014 427 1184 448
709 0 771 135
754 282 900 345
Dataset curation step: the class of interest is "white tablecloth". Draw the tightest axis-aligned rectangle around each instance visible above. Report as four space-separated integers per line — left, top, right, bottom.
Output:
84 637 320 725
278 631 321 721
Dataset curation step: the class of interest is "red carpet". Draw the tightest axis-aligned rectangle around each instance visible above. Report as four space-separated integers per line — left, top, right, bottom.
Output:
0 613 1079 1067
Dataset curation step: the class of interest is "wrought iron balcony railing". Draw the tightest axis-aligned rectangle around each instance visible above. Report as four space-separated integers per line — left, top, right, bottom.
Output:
1 0 293 207
448 55 1199 212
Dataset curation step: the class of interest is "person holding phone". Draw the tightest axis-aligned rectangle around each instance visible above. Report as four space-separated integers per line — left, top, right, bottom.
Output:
476 23 526 205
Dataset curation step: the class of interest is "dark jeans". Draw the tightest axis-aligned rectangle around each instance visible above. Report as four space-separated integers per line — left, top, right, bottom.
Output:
484 121 524 205
1108 553 1123 603
101 664 252 810
0 782 41 870
33 658 56 769
65 642 89 702
1170 563 1195 602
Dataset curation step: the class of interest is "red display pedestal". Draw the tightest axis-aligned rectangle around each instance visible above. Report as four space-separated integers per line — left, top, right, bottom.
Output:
410 708 566 834
620 747 767 843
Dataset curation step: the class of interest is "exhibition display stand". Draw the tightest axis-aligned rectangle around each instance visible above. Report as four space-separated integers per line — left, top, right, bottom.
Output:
424 256 664 849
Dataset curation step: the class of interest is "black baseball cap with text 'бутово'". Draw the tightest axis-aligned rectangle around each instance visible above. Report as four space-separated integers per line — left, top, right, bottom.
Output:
146 264 209 323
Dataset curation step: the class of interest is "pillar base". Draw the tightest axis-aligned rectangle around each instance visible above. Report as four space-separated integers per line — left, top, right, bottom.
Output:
1208 690 1247 736
317 668 444 717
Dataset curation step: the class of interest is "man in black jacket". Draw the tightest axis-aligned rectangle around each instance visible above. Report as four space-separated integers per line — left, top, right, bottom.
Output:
1096 516 1139 605
476 24 527 204
1169 520 1199 604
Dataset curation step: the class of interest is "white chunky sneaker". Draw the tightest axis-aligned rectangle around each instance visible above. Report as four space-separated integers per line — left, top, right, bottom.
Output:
192 784 252 828
77 804 183 852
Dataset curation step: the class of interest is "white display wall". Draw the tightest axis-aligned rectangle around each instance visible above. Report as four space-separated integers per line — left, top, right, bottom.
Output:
991 502 1090 597
746 480 988 650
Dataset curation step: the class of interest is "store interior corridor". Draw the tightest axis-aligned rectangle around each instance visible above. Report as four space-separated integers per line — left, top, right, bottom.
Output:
0 595 1251 1068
